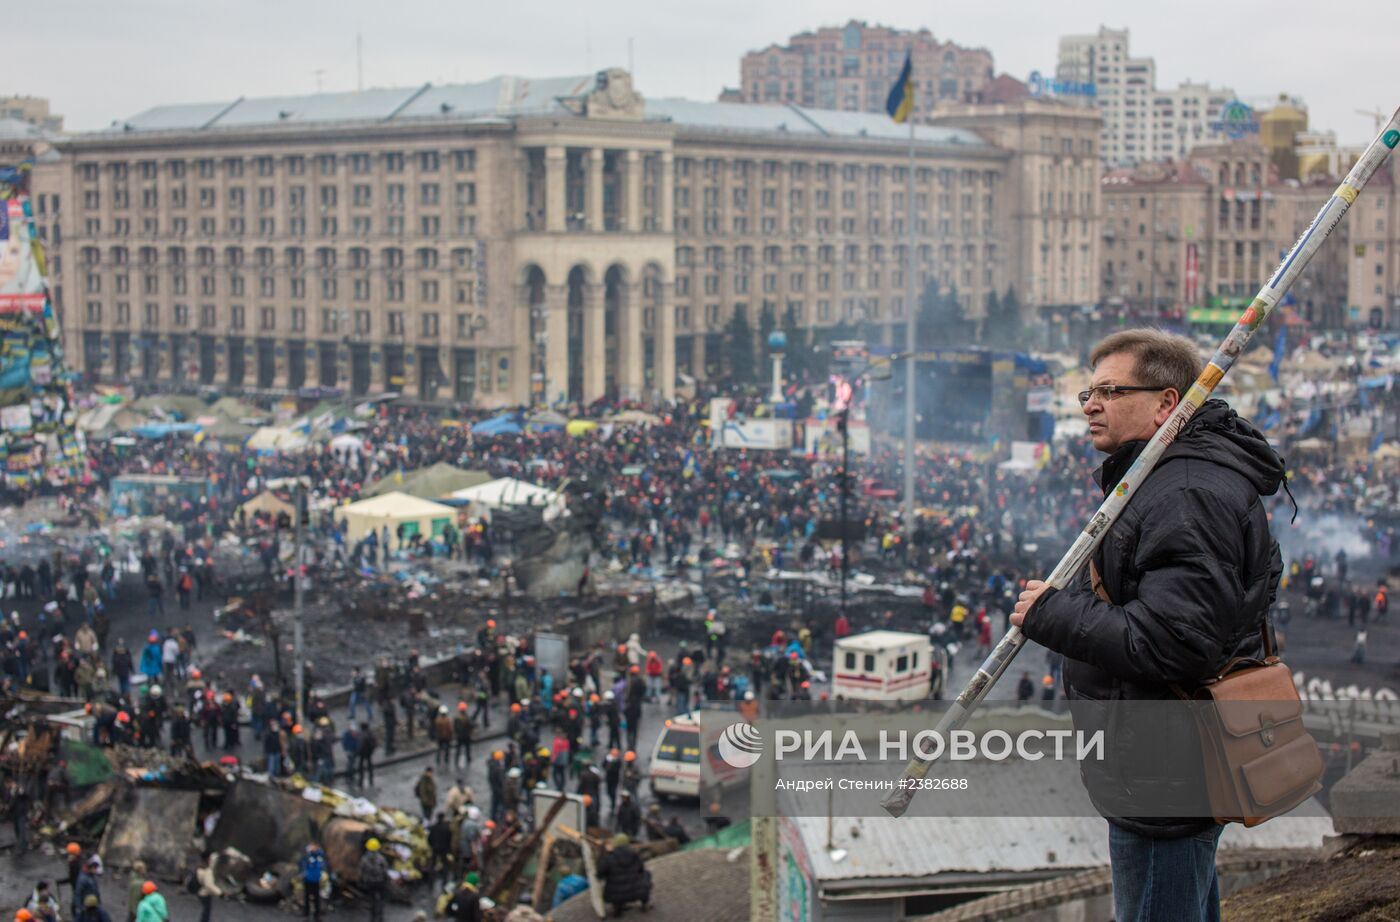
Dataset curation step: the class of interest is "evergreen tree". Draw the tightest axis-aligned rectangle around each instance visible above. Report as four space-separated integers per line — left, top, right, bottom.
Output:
999 286 1023 350
981 289 1001 345
758 303 777 358
918 282 970 348
724 304 756 383
780 304 808 383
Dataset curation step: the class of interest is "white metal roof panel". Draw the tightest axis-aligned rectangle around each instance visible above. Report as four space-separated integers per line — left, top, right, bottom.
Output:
213 86 422 127
777 757 1330 883
403 75 594 120
121 101 235 131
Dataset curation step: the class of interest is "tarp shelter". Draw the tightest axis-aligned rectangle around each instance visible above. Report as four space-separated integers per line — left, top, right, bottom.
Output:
246 426 310 453
194 415 257 442
100 786 201 880
76 403 123 435
110 475 209 516
329 432 367 456
528 409 568 432
335 491 456 544
237 490 295 523
361 462 492 500
130 422 200 439
471 414 523 436
128 394 207 420
610 409 661 427
449 476 565 521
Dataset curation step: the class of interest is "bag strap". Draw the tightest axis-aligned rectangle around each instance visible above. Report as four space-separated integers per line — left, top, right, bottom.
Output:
1087 559 1277 681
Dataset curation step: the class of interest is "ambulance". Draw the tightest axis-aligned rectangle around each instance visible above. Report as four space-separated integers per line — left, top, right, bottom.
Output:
648 709 749 800
832 630 935 701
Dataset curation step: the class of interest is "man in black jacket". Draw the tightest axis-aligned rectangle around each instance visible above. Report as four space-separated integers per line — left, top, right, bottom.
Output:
1013 329 1284 922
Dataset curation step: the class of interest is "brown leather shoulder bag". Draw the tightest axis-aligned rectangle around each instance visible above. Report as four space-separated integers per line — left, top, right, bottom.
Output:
1090 562 1324 826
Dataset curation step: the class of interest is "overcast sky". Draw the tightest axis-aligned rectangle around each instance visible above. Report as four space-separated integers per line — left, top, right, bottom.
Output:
11 0 1396 146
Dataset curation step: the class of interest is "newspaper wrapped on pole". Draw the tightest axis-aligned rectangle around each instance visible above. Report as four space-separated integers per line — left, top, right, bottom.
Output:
882 107 1400 818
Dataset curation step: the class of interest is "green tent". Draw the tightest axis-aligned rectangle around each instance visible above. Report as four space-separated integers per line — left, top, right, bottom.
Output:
362 462 493 500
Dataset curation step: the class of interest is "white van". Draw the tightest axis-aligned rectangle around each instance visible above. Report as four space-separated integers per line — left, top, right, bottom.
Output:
832 630 934 701
648 710 748 800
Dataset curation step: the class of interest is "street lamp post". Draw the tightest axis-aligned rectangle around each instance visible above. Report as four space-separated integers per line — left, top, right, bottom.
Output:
836 351 912 620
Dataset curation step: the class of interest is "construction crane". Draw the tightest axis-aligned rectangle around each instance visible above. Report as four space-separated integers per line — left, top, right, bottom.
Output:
1357 108 1388 133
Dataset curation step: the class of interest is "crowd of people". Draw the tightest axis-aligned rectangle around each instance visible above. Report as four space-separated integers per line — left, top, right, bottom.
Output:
6 327 1400 919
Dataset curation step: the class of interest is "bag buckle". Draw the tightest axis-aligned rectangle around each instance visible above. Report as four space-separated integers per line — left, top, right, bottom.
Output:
1259 714 1275 747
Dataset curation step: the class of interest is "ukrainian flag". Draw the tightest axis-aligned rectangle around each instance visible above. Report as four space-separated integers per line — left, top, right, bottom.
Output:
885 52 914 123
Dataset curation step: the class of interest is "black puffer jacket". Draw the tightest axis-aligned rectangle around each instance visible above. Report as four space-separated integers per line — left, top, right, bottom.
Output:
1023 400 1284 838
598 845 651 907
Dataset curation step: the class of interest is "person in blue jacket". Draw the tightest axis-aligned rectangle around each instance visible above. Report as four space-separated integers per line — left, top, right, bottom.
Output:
298 843 327 920
138 632 163 684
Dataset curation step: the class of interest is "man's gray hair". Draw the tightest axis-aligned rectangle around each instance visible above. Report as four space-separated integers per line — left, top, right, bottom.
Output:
1090 328 1201 399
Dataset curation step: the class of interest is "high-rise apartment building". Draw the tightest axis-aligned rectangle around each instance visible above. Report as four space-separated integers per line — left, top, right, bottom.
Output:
734 21 995 120
1057 26 1252 166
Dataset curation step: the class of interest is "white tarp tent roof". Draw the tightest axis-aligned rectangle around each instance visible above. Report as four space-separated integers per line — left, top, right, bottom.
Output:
246 426 309 453
333 491 457 545
450 477 565 521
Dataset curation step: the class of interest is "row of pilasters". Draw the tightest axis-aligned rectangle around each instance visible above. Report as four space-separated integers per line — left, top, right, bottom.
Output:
538 282 667 405
525 146 649 234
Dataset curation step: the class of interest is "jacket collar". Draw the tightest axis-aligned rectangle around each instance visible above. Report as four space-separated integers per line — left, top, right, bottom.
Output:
1092 440 1149 496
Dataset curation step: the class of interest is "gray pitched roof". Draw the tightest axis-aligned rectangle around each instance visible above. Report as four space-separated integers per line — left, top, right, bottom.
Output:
98 73 988 148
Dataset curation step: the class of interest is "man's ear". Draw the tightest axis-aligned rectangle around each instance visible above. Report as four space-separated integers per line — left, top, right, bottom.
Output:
1155 388 1181 426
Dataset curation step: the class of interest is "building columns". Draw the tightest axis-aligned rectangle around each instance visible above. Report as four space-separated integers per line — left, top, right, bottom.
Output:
545 146 566 233
659 152 674 233
618 281 644 400
624 150 642 232
587 149 604 232
658 290 676 402
514 150 530 232
543 283 569 406
583 283 605 402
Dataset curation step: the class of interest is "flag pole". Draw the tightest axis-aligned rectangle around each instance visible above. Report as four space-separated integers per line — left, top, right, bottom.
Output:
881 107 1400 819
902 62 918 542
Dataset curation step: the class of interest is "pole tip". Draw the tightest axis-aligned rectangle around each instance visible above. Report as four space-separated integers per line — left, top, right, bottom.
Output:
880 789 913 818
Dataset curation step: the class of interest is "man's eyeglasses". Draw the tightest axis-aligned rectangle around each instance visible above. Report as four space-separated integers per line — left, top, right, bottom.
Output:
1077 385 1168 407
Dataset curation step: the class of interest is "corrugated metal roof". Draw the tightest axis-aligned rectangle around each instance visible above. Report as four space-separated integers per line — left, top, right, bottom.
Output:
789 810 1332 885
790 814 1110 883
775 758 1332 883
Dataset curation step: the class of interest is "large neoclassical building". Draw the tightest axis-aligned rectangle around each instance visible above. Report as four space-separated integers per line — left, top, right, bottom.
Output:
36 70 1100 406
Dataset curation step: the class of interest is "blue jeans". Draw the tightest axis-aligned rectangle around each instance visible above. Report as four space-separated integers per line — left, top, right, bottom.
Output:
1109 822 1222 922
349 691 372 721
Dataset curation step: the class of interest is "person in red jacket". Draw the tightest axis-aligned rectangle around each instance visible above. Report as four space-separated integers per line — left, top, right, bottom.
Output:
644 651 664 703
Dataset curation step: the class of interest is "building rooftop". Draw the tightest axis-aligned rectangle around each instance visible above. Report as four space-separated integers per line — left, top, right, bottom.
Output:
0 117 53 142
835 629 930 651
92 72 989 149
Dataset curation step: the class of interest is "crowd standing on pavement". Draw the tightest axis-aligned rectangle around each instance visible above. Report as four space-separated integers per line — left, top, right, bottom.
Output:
7 328 1400 918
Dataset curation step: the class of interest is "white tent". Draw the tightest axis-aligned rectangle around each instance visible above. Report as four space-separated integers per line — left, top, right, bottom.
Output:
449 477 566 521
246 426 310 453
334 491 457 546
